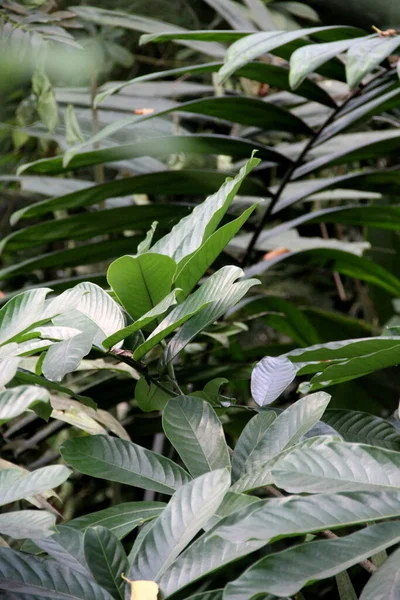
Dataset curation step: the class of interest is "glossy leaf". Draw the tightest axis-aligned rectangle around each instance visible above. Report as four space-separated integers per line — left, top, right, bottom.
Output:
360 546 400 599
231 411 276 481
36 527 88 576
323 410 400 450
84 526 128 599
128 469 230 581
0 465 70 506
107 254 176 320
60 435 191 495
346 35 400 88
251 356 298 407
66 502 165 540
273 440 400 493
0 548 114 599
162 396 230 478
0 510 56 540
0 288 51 346
223 522 400 599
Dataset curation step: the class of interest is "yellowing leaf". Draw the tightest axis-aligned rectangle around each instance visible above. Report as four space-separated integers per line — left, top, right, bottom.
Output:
122 575 159 600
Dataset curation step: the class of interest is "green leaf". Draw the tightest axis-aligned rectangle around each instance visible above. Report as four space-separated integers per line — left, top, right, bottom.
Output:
60 435 191 495
64 104 84 145
128 469 231 581
162 276 260 366
346 35 400 88
336 571 358 600
84 526 128 600
0 288 51 346
223 522 400 600
231 411 277 481
0 385 50 423
204 492 260 531
103 290 181 349
137 221 158 255
107 254 176 320
273 440 400 493
151 156 259 263
0 548 114 599
175 204 257 297
0 510 56 540
0 465 70 506
217 26 362 83
36 527 88 576
201 0 256 30
360 546 400 599
66 501 165 540
216 489 400 543
323 410 400 450
290 38 358 89
251 356 298 407
32 70 58 133
162 396 230 478
232 392 331 492
133 266 248 360
16 134 288 178
135 377 173 413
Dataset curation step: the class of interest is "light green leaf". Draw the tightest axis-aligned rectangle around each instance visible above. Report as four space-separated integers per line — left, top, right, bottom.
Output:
0 385 50 423
150 155 259 264
360 546 400 599
103 289 181 349
0 547 114 599
65 104 84 144
231 411 277 481
175 204 257 297
32 70 58 133
0 510 56 540
163 396 230 478
273 440 400 493
66 501 165 540
60 435 191 495
0 465 70 507
137 221 158 255
84 526 128 600
223 522 400 600
346 35 400 88
128 469 231 581
107 253 176 321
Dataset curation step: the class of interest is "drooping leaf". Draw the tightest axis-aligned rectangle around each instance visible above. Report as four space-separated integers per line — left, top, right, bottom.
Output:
231 411 277 481
107 254 176 320
84 526 128 600
162 396 230 478
128 469 231 581
223 522 400 600
359 546 400 600
0 385 50 423
0 548 114 600
0 510 56 540
60 435 191 495
0 465 70 507
250 356 298 407
346 35 400 88
201 0 256 30
273 440 400 493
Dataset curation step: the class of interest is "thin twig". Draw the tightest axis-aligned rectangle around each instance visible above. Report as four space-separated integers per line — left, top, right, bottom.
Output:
111 348 178 396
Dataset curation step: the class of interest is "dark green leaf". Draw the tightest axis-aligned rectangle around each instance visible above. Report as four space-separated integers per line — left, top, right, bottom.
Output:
323 410 400 450
84 526 127 600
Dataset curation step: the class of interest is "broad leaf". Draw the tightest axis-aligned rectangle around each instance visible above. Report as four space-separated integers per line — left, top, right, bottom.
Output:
0 345 20 387
0 510 56 540
84 526 128 600
0 385 50 423
0 548 114 599
66 501 165 540
107 254 176 320
36 527 88 576
360 546 400 599
323 410 400 450
232 392 331 492
346 35 400 88
231 411 276 481
128 469 230 581
251 356 298 407
0 466 70 506
162 396 230 478
60 435 191 495
223 522 400 599
204 492 260 531
151 156 259 263
135 377 174 413
0 288 51 346
273 440 400 493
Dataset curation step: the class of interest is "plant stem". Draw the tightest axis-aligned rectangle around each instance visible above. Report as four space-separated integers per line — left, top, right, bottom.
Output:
111 348 178 396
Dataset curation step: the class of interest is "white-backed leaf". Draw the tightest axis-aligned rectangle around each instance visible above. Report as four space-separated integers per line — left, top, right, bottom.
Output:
251 356 298 407
273 440 400 493
202 0 256 30
0 345 21 387
346 35 400 88
0 510 56 540
0 466 70 507
0 385 50 422
163 396 230 478
60 435 191 495
360 546 400 600
223 522 400 600
0 288 51 346
128 469 230 582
